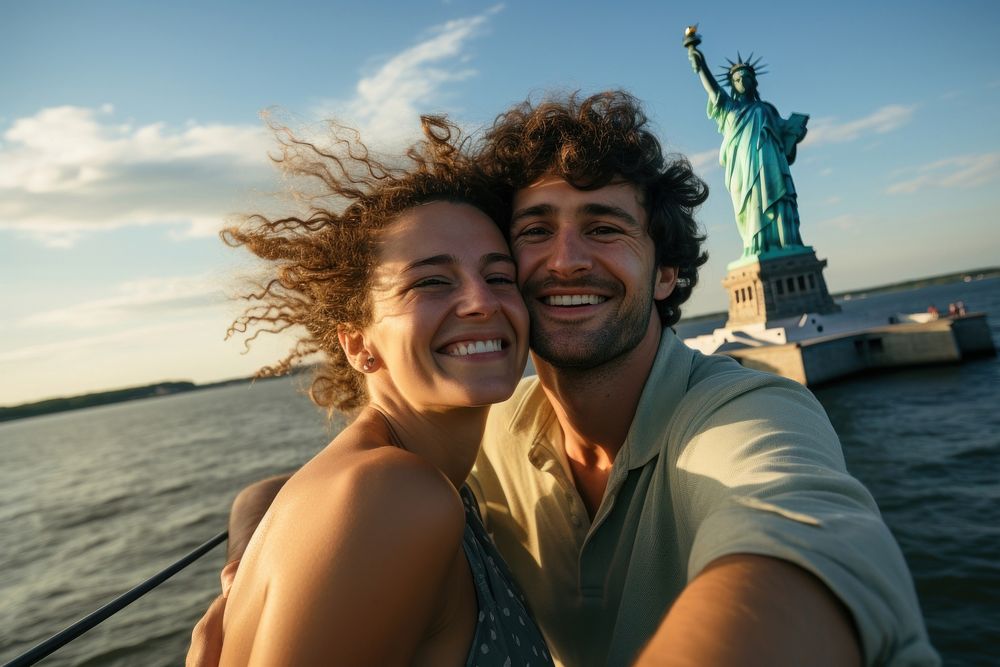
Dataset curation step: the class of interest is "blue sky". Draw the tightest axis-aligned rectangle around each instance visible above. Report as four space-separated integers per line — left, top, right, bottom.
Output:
2 0 998 405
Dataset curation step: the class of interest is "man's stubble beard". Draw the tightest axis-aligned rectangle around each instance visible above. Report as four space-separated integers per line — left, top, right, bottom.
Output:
524 280 656 371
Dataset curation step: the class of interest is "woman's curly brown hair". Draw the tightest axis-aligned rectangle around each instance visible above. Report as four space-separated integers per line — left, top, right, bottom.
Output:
475 90 709 327
224 116 506 414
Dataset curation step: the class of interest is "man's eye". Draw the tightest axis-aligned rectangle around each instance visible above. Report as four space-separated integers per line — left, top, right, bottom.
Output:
590 225 620 235
516 225 550 238
487 274 516 285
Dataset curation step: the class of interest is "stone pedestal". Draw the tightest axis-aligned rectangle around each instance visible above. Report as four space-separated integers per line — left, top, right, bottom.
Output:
723 249 840 328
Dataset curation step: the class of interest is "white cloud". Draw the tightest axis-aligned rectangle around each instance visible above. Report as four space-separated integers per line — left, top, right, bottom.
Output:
0 105 275 246
802 104 915 146
20 274 224 329
0 8 503 247
0 106 268 194
314 5 502 149
687 148 719 174
887 152 1000 195
0 324 176 363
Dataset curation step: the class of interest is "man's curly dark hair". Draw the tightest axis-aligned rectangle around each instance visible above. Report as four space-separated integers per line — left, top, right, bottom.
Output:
475 90 709 327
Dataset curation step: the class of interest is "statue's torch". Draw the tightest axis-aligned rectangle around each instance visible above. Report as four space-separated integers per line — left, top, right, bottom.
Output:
683 24 701 49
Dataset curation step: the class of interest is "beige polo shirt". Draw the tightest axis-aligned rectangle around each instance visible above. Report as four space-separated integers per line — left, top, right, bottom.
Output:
469 328 938 667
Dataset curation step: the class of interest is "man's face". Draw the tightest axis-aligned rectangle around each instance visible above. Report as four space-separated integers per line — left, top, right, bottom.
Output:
509 176 676 369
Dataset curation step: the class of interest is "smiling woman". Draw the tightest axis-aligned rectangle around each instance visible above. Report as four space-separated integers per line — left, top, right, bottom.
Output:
210 119 550 665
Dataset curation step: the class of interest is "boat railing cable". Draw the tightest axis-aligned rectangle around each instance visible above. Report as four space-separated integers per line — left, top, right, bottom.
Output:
2 530 228 667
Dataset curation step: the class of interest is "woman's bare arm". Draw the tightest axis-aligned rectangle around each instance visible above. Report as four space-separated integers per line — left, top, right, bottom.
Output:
220 450 466 666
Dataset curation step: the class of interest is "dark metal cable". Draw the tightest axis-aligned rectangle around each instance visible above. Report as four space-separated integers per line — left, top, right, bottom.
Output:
3 530 228 667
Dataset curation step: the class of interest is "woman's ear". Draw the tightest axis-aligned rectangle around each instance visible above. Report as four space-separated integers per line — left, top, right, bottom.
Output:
337 326 379 373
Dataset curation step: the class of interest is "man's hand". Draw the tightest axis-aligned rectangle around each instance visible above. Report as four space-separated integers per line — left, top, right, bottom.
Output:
186 474 289 667
186 560 239 667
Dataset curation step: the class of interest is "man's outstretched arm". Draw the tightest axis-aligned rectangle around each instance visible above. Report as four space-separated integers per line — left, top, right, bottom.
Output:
635 553 862 667
186 474 290 667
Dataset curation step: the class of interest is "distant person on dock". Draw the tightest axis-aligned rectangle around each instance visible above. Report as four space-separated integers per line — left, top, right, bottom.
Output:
204 117 552 666
189 92 938 667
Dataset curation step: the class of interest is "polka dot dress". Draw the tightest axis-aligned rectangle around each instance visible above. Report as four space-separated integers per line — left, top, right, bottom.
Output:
460 486 554 667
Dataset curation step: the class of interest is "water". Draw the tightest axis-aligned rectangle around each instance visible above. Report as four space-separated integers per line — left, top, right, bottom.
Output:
0 378 342 666
1 278 997 666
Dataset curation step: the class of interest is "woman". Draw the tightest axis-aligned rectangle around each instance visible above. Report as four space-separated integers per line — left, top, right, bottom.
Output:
217 118 553 666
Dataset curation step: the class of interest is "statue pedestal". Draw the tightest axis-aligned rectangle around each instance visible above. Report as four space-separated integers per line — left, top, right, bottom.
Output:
683 249 996 387
722 248 840 328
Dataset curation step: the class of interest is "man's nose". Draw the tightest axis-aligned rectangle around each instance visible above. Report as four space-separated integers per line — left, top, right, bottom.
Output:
546 231 592 276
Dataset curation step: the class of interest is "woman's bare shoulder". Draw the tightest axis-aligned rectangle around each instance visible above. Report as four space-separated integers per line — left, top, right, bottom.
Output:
222 431 468 664
285 433 464 537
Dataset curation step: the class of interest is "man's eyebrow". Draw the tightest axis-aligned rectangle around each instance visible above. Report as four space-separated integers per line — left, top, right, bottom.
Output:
510 202 641 227
510 203 555 225
580 202 641 226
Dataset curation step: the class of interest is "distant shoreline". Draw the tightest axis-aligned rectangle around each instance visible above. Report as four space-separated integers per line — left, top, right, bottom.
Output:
3 268 997 422
0 374 296 424
0 378 247 424
678 266 1000 325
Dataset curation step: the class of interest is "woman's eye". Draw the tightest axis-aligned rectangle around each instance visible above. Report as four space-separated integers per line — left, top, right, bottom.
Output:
412 277 449 289
487 274 516 285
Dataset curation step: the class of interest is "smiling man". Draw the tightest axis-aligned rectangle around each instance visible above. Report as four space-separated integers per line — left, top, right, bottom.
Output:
465 91 937 667
188 92 937 667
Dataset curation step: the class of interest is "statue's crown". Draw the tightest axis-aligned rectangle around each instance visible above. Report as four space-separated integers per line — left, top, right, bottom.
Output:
715 51 768 88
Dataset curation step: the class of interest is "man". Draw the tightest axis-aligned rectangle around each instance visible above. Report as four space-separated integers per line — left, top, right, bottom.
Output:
189 92 937 666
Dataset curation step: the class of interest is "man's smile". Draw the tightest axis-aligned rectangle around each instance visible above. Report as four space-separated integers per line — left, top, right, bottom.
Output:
543 294 608 306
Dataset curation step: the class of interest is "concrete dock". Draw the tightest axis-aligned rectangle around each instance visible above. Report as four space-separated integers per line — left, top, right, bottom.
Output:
685 312 996 387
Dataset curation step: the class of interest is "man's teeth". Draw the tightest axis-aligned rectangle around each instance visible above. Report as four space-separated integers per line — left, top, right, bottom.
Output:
544 294 607 306
447 339 503 356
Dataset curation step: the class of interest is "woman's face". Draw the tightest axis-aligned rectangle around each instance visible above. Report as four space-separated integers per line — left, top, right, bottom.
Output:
361 201 529 410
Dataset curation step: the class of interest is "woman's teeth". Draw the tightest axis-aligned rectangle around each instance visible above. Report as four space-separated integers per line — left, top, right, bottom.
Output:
446 339 503 356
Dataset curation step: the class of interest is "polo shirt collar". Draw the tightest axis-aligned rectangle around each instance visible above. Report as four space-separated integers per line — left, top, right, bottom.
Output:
502 328 696 471
620 327 696 469
505 375 553 439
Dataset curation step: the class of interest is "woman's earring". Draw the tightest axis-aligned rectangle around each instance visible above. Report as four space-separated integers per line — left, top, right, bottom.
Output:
362 355 376 372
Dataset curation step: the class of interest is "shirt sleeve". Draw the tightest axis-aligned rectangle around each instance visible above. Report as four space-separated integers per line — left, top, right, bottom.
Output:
673 380 940 666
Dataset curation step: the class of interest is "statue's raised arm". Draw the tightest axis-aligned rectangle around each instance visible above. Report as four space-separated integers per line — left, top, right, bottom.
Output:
683 25 810 261
685 26 723 107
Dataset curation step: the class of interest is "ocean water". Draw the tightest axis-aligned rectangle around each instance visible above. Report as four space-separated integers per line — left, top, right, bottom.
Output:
1 277 997 666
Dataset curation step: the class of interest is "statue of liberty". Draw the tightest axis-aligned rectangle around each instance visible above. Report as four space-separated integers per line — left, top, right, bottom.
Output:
685 27 809 262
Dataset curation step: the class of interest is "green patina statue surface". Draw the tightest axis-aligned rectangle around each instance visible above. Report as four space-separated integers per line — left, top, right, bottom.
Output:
685 26 811 266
